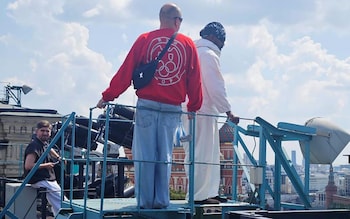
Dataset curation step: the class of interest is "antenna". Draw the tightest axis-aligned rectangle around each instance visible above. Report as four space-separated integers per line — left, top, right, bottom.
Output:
0 84 33 107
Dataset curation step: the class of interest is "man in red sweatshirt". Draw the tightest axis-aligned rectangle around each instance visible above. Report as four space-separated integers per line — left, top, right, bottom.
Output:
97 3 202 209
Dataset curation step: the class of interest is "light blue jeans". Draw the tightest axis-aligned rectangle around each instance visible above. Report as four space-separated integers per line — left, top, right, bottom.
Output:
132 98 181 209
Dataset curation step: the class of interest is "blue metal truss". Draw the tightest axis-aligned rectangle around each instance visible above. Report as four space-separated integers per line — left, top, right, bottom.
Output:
229 116 317 210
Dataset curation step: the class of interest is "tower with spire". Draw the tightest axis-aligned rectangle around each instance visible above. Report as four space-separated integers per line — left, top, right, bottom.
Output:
325 164 337 209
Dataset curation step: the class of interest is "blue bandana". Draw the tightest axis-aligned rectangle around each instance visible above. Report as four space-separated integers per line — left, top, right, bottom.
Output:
200 22 226 43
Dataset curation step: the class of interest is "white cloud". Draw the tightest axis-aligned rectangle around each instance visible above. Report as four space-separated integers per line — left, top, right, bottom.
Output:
0 34 12 45
2 0 114 117
82 4 102 18
80 0 133 22
314 0 350 31
2 0 350 165
7 0 64 25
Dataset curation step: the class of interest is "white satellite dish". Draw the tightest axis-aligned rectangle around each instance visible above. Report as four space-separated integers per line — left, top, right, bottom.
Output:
299 117 350 164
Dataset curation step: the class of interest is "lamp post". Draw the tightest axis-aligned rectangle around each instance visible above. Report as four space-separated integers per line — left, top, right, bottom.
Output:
0 84 32 107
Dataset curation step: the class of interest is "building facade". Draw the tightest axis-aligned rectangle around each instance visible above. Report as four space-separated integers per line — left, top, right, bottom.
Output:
0 103 61 177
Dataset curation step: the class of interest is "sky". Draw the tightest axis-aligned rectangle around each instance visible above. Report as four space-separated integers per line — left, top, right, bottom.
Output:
1 0 350 166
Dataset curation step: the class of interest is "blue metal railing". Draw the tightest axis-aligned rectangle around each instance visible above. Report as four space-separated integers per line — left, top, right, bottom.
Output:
1 103 321 218
228 116 316 210
54 103 198 218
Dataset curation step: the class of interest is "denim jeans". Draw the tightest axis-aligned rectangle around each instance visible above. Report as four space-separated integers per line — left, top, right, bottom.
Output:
132 98 181 209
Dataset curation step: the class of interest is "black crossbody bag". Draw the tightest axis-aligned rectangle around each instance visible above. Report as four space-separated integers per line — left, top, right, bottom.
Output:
132 32 177 90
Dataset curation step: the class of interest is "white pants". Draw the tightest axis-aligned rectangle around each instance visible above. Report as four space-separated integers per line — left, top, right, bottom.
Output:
31 180 63 216
183 114 221 201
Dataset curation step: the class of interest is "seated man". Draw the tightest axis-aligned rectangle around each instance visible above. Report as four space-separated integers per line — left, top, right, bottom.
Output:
24 120 63 216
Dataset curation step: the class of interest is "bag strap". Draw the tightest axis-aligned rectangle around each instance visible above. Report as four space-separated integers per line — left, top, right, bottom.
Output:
155 32 178 61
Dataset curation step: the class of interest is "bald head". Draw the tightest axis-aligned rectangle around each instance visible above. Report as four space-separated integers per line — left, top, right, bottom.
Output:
159 3 182 31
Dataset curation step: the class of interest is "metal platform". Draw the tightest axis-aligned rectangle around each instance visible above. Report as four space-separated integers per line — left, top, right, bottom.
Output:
225 209 350 219
62 198 188 218
60 198 255 219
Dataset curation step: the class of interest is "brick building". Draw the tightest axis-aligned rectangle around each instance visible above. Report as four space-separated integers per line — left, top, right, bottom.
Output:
0 103 61 177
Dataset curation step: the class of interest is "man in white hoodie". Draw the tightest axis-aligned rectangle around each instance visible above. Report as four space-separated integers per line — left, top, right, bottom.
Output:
183 22 239 204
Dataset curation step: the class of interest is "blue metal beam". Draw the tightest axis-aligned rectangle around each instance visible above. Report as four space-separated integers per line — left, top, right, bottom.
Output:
274 138 282 210
256 117 312 209
228 120 275 204
258 125 267 209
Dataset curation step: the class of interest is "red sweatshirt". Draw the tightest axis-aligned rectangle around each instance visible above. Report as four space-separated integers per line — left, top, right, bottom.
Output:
102 28 203 112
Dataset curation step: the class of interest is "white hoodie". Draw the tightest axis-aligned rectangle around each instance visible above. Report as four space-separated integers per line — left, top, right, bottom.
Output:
195 38 231 115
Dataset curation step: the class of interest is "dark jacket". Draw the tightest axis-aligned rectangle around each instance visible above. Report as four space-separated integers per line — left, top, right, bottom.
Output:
23 137 55 184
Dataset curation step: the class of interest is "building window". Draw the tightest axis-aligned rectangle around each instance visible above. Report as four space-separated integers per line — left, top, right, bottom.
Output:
9 126 15 134
281 175 286 184
20 126 27 134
